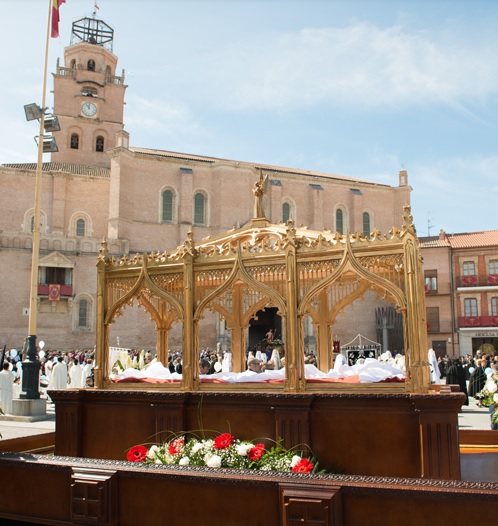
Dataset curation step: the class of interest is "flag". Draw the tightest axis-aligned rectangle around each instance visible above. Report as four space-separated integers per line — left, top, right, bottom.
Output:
51 0 66 38
94 2 100 9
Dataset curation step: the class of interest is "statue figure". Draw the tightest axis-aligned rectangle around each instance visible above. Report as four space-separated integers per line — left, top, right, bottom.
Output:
253 170 268 219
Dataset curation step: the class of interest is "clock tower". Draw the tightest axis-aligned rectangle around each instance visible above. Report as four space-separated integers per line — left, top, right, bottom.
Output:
51 15 127 168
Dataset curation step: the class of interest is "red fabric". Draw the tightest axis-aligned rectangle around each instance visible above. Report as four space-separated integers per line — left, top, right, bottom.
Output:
51 0 66 38
112 375 371 384
48 283 61 301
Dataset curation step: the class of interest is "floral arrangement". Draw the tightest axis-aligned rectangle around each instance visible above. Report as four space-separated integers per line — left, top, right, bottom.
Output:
475 371 498 424
127 433 322 474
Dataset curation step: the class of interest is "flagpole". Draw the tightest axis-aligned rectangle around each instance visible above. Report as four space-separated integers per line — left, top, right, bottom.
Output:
22 0 54 400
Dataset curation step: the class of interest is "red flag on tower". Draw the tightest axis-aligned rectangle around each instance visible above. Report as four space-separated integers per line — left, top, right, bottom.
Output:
51 0 67 38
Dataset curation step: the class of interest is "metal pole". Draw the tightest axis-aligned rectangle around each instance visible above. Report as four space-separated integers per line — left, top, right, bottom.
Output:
21 0 53 400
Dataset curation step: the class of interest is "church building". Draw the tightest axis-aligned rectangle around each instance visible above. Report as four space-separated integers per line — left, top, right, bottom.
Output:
0 15 411 353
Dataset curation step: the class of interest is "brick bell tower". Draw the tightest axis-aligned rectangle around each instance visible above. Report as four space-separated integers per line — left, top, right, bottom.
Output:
51 15 127 168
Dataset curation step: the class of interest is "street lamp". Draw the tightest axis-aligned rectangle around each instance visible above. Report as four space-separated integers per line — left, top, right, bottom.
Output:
19 103 59 405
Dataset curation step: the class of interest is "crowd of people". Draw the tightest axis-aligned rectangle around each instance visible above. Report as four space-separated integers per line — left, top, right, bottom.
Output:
1 344 497 428
0 348 96 413
432 349 498 429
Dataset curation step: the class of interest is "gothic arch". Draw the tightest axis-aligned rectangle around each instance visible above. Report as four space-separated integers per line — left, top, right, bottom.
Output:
159 185 178 224
69 211 92 237
23 208 47 234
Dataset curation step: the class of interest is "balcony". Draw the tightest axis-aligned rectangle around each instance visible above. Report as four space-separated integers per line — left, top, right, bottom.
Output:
37 284 73 297
458 316 498 328
457 275 498 287
459 275 478 287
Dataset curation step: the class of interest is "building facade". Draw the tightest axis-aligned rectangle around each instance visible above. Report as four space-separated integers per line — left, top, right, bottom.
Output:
420 230 498 357
0 15 411 353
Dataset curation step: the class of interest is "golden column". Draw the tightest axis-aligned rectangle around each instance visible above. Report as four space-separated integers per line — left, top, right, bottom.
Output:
181 231 197 391
284 221 303 392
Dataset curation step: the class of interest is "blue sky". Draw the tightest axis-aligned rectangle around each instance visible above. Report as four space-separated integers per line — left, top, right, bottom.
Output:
1 0 497 236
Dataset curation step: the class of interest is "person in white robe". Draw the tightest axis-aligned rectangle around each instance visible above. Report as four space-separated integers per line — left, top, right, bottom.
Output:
69 358 83 388
334 353 347 371
82 359 94 387
428 348 441 383
221 350 232 372
0 362 16 414
49 358 68 390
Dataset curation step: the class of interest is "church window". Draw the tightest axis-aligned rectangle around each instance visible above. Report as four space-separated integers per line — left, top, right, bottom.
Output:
81 87 97 97
76 219 86 237
87 60 95 71
282 202 291 223
194 192 206 225
363 212 370 237
78 299 88 328
162 190 174 222
96 136 104 152
70 133 79 149
336 209 344 235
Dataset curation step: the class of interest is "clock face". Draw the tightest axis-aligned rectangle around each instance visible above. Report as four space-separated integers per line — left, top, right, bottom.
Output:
82 102 97 117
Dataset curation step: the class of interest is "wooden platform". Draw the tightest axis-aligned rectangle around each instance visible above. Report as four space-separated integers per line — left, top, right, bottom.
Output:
50 389 465 480
0 453 497 526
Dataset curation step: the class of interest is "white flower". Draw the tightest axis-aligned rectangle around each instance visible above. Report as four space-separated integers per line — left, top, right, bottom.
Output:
147 445 160 460
486 380 498 394
155 458 163 464
206 454 222 468
191 442 203 454
179 457 190 466
290 455 302 468
236 443 253 456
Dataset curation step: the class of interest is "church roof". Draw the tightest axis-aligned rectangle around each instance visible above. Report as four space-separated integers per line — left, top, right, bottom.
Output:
1 162 110 178
129 146 389 188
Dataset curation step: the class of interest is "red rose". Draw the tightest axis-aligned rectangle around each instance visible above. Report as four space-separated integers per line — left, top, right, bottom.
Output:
291 458 314 473
168 437 185 455
213 433 234 450
248 443 265 461
127 445 148 463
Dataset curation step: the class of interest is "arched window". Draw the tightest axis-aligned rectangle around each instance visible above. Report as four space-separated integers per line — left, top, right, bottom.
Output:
162 190 174 222
87 59 95 71
78 299 88 328
70 133 79 149
70 59 76 69
336 209 344 235
76 219 86 237
282 202 291 223
96 136 104 152
363 212 371 237
194 192 206 225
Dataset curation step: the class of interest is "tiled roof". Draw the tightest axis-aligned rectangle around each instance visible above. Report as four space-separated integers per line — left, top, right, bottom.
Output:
129 147 389 187
446 230 498 249
1 162 110 178
420 231 498 249
419 236 451 248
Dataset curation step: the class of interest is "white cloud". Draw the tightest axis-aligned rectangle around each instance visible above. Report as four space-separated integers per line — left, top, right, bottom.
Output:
199 23 498 111
124 94 204 144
